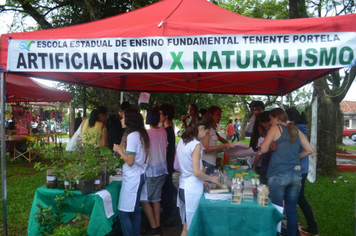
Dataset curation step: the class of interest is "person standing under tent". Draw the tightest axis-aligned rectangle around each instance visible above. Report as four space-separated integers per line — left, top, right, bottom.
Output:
260 108 313 236
250 113 263 172
176 116 219 236
113 108 149 236
81 106 108 148
104 101 131 151
201 106 234 175
141 107 168 236
74 112 82 133
257 111 272 185
159 103 178 227
286 107 319 236
181 104 199 130
246 101 265 136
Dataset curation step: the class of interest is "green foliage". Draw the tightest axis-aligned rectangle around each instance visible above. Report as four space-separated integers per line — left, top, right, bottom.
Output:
299 172 356 235
51 224 87 236
34 195 66 235
218 0 289 19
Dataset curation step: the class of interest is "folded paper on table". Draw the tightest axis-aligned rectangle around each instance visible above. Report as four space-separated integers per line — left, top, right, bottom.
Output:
272 203 284 233
95 190 114 218
223 142 257 158
111 175 123 181
204 193 232 201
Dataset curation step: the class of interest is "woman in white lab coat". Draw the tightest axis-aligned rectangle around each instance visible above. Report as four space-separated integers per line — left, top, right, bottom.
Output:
176 117 219 236
113 108 150 236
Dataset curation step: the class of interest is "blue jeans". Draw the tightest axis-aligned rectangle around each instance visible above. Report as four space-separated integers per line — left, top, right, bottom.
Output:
267 167 302 236
119 174 145 236
202 160 215 176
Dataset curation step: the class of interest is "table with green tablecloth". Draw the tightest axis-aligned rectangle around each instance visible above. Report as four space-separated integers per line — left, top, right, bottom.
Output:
28 181 122 236
188 194 284 236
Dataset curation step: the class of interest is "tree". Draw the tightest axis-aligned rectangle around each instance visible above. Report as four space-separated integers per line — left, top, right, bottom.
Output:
289 0 356 176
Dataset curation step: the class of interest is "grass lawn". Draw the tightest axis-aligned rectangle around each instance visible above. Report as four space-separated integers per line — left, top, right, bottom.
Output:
0 141 355 235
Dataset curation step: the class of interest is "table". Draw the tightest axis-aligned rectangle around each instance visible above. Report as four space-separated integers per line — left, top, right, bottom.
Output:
188 194 284 236
28 181 122 236
5 133 67 162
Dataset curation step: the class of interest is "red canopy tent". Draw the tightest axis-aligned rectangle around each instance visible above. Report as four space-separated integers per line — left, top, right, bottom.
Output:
0 0 355 95
5 74 71 103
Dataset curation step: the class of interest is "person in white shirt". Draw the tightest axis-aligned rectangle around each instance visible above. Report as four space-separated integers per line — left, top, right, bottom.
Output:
201 106 234 174
176 116 219 236
113 108 150 236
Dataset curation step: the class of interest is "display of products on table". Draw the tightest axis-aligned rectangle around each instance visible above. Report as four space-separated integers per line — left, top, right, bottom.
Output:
207 162 269 206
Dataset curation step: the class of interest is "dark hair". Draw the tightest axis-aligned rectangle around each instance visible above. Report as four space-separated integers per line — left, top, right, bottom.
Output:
207 106 222 128
228 119 233 124
89 106 108 127
270 108 297 143
190 103 199 114
249 113 263 149
77 112 82 117
120 101 131 111
146 107 160 126
253 101 265 110
121 108 150 155
159 103 175 121
249 101 256 108
286 107 308 125
234 118 238 122
260 111 270 123
207 106 222 116
199 108 208 117
182 116 211 144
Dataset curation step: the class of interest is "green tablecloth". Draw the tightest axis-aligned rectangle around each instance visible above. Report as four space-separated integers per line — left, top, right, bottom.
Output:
188 194 284 236
28 181 122 236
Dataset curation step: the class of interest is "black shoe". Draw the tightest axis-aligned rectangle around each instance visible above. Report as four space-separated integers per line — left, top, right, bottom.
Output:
140 227 161 236
300 227 319 236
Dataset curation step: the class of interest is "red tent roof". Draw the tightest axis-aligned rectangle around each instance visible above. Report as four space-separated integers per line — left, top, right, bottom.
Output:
5 74 71 103
1 0 355 95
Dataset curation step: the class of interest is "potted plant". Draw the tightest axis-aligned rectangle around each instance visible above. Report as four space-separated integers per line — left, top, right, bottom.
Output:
75 143 101 194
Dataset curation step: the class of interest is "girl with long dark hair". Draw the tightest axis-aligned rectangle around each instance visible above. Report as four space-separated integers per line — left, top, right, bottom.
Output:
81 106 108 147
113 108 150 236
177 116 219 236
201 106 234 175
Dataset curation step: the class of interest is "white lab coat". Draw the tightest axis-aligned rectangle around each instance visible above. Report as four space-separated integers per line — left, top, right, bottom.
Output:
118 132 146 212
176 139 204 230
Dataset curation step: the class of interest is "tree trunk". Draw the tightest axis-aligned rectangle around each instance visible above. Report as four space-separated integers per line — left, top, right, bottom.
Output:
314 78 338 177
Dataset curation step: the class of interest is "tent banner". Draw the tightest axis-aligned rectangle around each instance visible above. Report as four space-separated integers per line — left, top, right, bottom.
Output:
7 33 356 73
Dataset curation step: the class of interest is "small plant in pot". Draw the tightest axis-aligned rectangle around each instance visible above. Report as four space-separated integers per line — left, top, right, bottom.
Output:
79 163 101 194
63 163 77 191
75 141 102 194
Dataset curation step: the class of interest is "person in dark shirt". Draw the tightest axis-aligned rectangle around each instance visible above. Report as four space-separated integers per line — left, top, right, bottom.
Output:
74 112 82 133
159 103 177 226
104 101 131 151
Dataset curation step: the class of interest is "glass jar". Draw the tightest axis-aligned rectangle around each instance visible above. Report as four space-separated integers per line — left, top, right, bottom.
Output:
46 169 57 188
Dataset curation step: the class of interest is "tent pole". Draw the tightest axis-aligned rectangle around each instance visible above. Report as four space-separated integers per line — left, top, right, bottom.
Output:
120 92 124 104
1 72 8 236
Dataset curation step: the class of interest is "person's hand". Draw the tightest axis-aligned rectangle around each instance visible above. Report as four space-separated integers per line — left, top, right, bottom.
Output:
113 144 123 155
223 143 235 150
203 181 211 190
181 115 187 121
210 176 219 184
